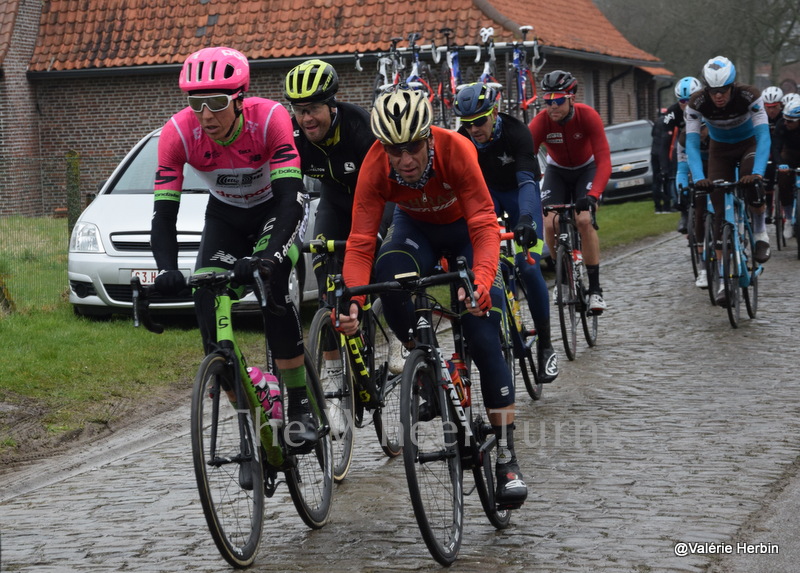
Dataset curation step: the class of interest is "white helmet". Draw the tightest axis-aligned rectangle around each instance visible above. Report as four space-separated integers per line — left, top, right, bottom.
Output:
702 56 736 88
674 76 702 100
762 86 784 105
781 93 800 108
783 100 800 120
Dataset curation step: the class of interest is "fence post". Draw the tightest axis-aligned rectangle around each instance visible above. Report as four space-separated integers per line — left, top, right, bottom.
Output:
66 150 81 237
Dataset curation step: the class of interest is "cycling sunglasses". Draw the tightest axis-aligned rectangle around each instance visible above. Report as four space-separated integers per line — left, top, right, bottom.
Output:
679 98 689 104
543 92 569 107
460 108 494 128
187 93 239 113
707 86 731 96
383 139 427 157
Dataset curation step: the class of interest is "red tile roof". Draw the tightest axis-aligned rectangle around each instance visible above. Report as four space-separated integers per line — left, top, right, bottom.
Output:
28 0 661 73
0 0 21 70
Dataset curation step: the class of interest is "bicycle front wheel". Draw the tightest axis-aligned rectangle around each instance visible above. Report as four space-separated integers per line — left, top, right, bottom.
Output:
284 350 334 529
721 224 741 328
308 307 354 482
775 195 785 250
191 353 264 569
401 349 463 566
370 298 403 458
742 223 758 319
555 245 578 360
704 212 719 306
581 288 599 347
687 201 700 278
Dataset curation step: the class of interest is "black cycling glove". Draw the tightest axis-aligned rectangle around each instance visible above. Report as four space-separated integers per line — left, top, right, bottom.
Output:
512 215 538 248
153 270 186 295
575 195 597 214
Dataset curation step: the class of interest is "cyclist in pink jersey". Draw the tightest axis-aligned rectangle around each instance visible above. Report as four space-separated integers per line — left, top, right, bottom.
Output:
150 47 317 448
529 70 611 313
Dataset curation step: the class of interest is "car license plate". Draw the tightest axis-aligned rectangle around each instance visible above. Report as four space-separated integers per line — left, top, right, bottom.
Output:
131 269 159 285
616 178 645 189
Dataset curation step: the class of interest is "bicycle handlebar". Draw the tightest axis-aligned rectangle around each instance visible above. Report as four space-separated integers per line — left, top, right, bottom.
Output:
302 239 348 255
543 203 599 230
499 231 535 265
130 276 165 334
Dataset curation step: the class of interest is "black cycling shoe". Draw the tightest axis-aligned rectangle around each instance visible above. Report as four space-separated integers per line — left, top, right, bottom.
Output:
286 401 320 454
239 460 254 490
495 461 528 509
416 383 438 422
537 345 559 383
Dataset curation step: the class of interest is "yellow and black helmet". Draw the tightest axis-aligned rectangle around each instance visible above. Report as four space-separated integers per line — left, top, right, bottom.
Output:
284 59 339 104
370 85 433 145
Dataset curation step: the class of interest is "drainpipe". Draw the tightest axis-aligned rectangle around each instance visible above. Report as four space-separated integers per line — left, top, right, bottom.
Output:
607 66 633 125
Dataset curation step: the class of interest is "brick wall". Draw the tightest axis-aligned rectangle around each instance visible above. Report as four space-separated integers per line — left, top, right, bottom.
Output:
16 53 648 217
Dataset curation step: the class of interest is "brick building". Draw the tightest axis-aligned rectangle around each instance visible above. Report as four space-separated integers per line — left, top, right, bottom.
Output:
1 0 670 217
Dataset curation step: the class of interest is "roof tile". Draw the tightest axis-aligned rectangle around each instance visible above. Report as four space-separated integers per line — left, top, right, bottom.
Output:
27 0 660 73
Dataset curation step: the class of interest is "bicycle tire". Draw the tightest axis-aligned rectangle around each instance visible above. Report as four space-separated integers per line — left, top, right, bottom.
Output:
775 195 785 251
470 417 512 529
438 65 455 130
400 349 463 566
687 201 699 279
507 264 541 400
742 223 758 319
796 189 800 260
191 353 264 569
721 224 741 328
555 245 578 360
581 292 599 347
308 307 354 482
284 350 334 529
704 212 719 306
370 298 403 458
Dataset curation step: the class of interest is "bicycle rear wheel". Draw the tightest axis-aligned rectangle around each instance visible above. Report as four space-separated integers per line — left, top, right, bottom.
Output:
308 307 354 482
774 195 785 251
704 212 719 306
742 223 758 319
580 283 598 347
471 418 512 529
687 201 700 278
284 350 334 529
370 298 402 458
401 349 463 566
191 353 264 568
721 224 741 328
555 245 578 360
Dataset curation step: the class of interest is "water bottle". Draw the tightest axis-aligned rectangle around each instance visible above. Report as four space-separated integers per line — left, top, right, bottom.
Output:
248 366 283 421
447 353 471 407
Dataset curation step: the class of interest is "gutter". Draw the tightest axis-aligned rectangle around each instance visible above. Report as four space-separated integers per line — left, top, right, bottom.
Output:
607 66 634 125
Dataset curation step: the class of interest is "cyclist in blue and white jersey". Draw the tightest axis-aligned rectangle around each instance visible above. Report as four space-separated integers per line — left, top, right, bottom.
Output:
685 56 772 307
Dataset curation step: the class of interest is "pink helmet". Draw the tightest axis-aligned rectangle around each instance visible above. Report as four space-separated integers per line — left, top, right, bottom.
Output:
179 47 250 93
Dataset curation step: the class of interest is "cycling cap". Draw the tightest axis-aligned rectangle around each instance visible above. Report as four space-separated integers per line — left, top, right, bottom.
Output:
783 100 800 119
781 93 800 107
702 56 736 88
762 86 784 105
180 47 250 93
370 85 433 145
453 83 498 117
541 70 578 94
284 59 339 104
674 77 702 100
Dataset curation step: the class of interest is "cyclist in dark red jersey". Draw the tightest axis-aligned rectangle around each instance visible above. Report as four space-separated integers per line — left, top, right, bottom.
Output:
528 70 611 313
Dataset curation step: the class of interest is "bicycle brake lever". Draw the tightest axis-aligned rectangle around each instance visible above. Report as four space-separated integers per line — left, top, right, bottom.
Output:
455 256 476 308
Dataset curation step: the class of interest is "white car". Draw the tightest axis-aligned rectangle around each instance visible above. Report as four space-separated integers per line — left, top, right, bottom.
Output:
68 128 318 318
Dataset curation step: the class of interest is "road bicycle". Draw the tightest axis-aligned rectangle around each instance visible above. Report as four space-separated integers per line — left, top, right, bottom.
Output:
505 25 546 124
685 183 718 298
303 239 402 483
356 37 405 101
432 27 480 129
131 265 333 568
775 165 800 257
476 27 504 104
543 203 599 360
404 32 436 99
499 230 542 401
712 180 764 328
339 257 514 565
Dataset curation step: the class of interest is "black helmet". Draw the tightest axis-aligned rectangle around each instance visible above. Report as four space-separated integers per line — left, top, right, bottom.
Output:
541 70 578 94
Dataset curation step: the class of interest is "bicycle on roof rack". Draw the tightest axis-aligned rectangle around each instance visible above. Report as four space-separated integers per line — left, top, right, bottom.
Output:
432 27 481 129
505 25 546 124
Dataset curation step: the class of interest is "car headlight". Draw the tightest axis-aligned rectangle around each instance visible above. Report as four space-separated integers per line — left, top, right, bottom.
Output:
69 221 105 253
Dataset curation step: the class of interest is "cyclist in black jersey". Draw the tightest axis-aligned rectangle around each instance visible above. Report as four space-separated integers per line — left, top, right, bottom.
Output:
284 59 393 304
454 82 558 383
772 99 800 241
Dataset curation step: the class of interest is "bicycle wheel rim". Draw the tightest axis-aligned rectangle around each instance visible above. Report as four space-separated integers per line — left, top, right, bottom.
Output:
555 246 578 360
308 308 354 482
581 306 599 347
722 225 740 328
743 226 758 319
401 349 463 566
370 298 403 457
471 423 512 529
687 203 699 278
705 215 719 306
284 350 334 529
191 353 264 568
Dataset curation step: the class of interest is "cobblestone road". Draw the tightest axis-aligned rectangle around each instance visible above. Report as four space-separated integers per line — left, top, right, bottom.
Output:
2 231 799 573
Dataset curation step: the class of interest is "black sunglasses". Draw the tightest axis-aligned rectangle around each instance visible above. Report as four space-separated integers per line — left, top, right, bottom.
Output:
383 139 427 157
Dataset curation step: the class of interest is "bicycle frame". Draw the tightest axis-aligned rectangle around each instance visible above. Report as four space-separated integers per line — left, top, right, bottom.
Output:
509 26 540 120
718 181 761 289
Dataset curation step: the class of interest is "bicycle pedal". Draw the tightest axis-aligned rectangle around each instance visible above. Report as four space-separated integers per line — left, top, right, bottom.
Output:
496 501 523 511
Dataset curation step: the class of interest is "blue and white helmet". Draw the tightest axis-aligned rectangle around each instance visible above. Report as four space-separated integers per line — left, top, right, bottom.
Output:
783 100 800 120
781 93 800 108
762 86 784 105
702 56 736 88
674 76 702 100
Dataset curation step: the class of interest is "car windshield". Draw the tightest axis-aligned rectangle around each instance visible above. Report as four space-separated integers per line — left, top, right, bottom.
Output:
109 134 208 194
605 123 651 153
